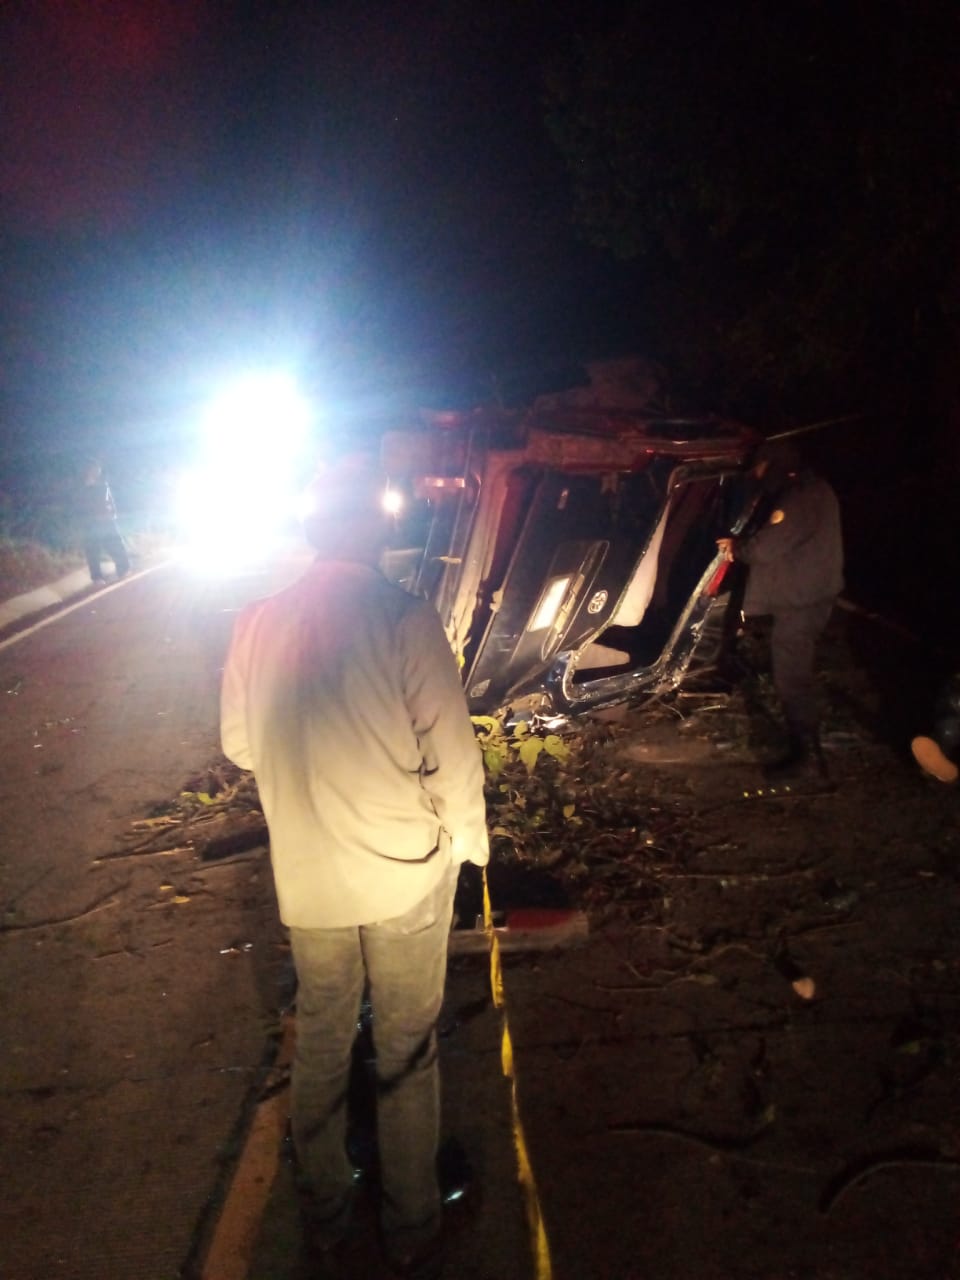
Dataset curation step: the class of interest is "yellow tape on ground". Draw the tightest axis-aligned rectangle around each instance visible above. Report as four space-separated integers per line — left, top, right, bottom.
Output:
483 870 553 1280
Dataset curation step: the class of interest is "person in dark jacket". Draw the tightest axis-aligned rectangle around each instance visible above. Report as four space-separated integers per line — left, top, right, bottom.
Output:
77 459 130 583
717 441 844 778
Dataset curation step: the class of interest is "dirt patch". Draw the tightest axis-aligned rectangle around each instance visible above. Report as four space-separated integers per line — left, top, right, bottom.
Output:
472 612 960 1279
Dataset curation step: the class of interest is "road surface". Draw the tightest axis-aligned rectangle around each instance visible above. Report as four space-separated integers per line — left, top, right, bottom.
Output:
6 552 955 1280
0 549 310 1279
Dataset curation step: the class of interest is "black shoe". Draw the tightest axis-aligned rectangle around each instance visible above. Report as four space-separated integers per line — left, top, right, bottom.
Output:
763 729 828 782
438 1136 472 1207
763 745 808 780
384 1233 444 1279
298 1183 356 1259
302 1232 351 1279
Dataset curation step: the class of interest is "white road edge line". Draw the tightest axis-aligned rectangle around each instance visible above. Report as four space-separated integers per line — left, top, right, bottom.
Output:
0 561 174 655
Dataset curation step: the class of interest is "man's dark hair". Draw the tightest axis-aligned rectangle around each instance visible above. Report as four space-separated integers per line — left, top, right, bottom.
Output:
752 439 805 494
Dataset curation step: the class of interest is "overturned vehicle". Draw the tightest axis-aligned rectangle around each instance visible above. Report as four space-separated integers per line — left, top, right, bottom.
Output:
381 404 762 720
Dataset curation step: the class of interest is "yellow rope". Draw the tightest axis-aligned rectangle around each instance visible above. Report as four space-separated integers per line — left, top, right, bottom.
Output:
483 870 553 1279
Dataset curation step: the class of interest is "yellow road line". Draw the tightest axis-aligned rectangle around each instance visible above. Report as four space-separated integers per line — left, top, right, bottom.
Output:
200 1017 295 1280
483 870 553 1280
202 876 554 1280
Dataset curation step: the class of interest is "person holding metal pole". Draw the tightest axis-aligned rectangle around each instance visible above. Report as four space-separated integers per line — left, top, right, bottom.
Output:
716 440 844 780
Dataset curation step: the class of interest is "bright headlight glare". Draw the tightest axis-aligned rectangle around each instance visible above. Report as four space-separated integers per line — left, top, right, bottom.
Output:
294 489 318 523
200 372 312 470
382 487 404 516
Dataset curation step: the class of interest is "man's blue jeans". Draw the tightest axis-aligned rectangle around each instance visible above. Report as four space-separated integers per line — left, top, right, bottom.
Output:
289 866 456 1253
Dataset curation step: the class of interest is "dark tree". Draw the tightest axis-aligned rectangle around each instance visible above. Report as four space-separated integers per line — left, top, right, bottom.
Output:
544 1 960 427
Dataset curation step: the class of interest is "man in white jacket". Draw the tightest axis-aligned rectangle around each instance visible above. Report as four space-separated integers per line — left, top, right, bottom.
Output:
220 459 488 1277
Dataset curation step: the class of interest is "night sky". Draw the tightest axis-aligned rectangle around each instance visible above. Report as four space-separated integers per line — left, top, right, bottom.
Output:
1 1 957 477
0 1 628 468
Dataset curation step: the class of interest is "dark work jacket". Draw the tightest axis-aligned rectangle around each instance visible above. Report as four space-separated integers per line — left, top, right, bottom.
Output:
78 479 118 526
738 473 844 614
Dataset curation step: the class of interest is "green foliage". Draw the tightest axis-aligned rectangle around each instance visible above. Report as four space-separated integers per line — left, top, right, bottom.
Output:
472 714 570 779
476 717 693 925
180 790 216 806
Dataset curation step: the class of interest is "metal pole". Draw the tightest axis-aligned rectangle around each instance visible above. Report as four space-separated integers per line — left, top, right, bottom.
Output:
767 412 869 441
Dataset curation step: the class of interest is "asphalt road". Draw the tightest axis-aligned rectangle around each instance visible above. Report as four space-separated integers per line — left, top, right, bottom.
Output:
7 548 955 1280
0 549 536 1280
0 549 312 1279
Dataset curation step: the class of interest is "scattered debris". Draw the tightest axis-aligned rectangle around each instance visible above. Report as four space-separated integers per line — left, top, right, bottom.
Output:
95 761 267 865
92 844 194 865
449 907 589 955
